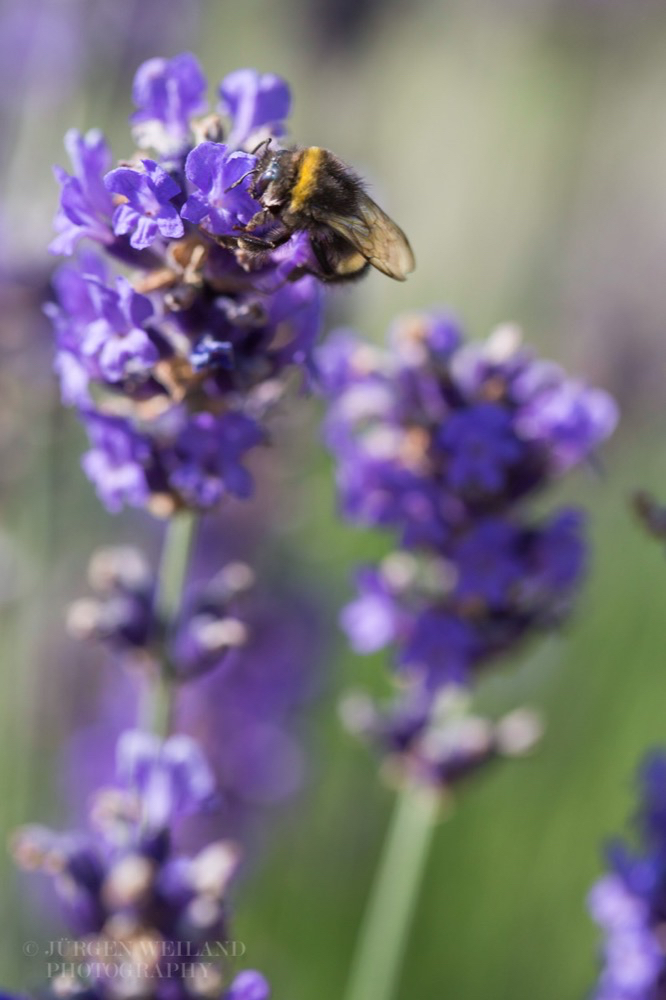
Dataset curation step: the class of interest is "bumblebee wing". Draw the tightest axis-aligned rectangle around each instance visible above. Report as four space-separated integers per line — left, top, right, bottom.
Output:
318 191 415 281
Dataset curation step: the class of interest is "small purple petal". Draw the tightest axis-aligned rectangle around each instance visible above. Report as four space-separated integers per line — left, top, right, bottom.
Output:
220 68 291 148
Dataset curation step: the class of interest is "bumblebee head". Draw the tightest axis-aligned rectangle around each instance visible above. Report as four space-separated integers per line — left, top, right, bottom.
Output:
251 150 293 206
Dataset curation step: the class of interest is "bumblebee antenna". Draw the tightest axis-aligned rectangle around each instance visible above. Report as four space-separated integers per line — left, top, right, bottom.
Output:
224 139 274 193
250 136 272 156
225 167 259 193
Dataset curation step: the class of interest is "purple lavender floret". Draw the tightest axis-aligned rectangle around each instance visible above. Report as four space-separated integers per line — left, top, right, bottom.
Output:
80 407 265 515
219 68 291 149
49 129 114 256
166 410 265 506
339 512 587 691
514 362 619 471
182 143 258 235
48 256 158 387
81 410 151 513
117 730 217 831
341 567 401 655
451 518 525 607
342 688 542 793
67 545 154 650
47 53 324 516
131 51 208 153
400 609 478 689
68 546 255 681
225 970 271 1000
82 274 157 379
589 752 666 999
105 159 184 249
439 403 525 494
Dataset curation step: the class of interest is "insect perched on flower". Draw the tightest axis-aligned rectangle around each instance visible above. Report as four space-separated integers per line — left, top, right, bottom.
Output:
227 141 416 283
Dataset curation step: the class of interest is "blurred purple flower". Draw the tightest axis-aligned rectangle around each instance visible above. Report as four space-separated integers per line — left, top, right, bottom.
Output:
322 313 616 703
219 69 291 148
80 407 265 514
117 730 216 831
514 367 619 471
131 52 208 153
63 545 324 844
452 518 524 607
439 403 525 494
80 410 151 513
400 609 478 689
225 970 271 1000
12 729 265 992
341 568 401 654
166 411 265 506
589 751 666 999
342 688 542 793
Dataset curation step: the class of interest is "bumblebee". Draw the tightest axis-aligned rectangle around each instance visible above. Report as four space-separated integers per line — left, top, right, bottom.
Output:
229 143 415 283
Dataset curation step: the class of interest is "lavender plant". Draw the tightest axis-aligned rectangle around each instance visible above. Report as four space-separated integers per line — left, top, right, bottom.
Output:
320 312 617 1000
6 52 327 999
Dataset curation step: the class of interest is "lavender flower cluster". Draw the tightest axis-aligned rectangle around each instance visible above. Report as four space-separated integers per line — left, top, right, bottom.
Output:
341 687 543 792
65 544 321 843
46 53 322 516
589 753 666 999
320 313 617 786
67 545 252 681
13 731 267 1000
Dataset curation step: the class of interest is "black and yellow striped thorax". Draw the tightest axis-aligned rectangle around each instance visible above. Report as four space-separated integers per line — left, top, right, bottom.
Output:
289 147 325 213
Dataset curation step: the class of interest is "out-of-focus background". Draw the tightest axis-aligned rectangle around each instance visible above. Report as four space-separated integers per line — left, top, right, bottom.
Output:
2 0 666 996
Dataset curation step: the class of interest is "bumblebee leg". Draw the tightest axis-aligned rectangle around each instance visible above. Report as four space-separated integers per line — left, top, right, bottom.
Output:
309 236 337 279
235 231 293 252
243 209 274 233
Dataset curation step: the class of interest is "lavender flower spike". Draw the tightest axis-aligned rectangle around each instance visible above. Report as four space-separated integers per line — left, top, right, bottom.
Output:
321 312 616 785
47 52 323 517
589 752 666 998
12 728 268 995
322 313 616 695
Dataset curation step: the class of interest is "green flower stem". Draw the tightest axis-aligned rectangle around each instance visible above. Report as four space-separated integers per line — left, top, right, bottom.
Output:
146 511 198 739
343 783 440 1000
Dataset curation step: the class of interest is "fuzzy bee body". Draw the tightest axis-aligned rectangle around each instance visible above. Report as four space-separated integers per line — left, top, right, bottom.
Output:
236 145 415 283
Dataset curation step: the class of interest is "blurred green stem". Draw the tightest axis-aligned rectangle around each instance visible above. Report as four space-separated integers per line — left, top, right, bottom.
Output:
343 784 439 1000
147 511 198 738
